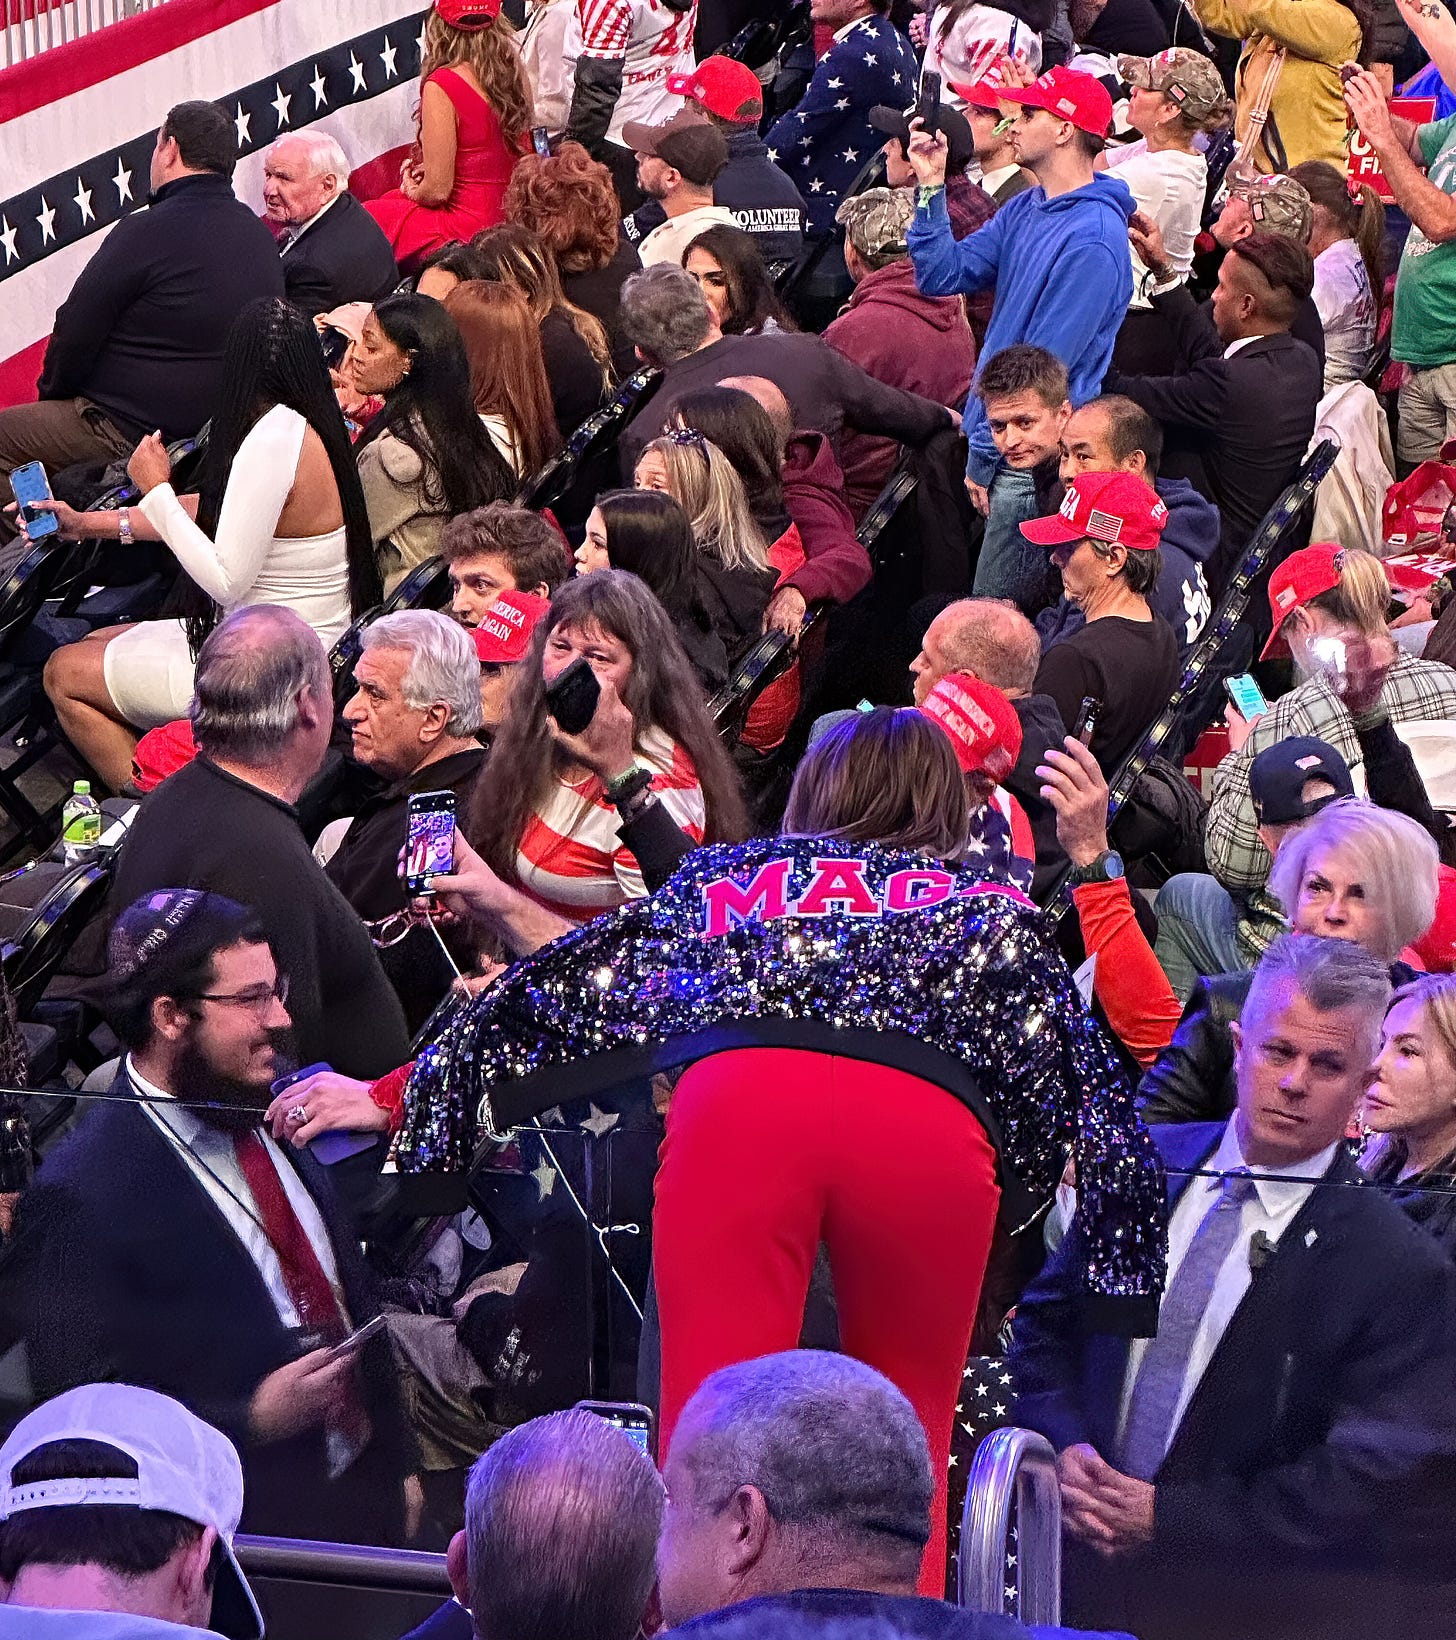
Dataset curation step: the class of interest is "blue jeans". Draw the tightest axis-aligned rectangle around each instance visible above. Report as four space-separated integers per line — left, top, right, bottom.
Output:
972 467 1054 614
1153 872 1246 1004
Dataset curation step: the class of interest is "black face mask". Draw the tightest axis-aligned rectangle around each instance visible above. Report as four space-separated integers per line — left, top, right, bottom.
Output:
172 1033 279 1136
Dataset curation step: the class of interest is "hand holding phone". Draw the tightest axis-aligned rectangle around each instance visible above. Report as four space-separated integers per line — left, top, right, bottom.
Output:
544 657 601 736
1073 695 1102 746
9 462 59 541
320 1314 387 1366
1223 672 1269 722
405 791 458 897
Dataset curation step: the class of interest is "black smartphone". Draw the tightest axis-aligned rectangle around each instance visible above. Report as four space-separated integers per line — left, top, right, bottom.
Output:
405 790 457 897
1074 695 1102 746
10 461 59 541
531 125 551 157
1223 672 1270 722
916 70 942 138
544 657 601 736
576 1398 654 1455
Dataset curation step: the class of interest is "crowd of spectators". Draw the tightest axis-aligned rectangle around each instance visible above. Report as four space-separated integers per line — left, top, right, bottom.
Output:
7 0 1456 1636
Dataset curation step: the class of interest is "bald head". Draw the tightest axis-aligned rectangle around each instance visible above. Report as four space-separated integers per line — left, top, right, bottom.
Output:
719 375 793 442
910 598 1041 704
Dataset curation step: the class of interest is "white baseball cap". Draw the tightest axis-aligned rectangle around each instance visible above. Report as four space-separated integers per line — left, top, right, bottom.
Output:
0 1383 263 1640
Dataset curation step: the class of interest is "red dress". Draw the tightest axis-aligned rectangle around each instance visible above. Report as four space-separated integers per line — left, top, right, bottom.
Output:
366 67 519 269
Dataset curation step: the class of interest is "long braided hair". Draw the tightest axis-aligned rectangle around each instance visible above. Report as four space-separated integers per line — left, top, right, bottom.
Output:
185 297 381 657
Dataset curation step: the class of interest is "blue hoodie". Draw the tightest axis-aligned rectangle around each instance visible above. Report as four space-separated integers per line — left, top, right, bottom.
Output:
907 175 1135 486
1035 475 1220 657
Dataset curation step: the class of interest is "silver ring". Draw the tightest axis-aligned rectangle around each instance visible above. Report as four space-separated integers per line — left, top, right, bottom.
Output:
287 1104 310 1125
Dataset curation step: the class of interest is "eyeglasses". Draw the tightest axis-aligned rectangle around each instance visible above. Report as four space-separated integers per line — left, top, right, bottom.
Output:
193 976 291 1015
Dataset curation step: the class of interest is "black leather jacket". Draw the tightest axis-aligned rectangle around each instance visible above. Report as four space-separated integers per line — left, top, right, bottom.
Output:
1139 959 1418 1125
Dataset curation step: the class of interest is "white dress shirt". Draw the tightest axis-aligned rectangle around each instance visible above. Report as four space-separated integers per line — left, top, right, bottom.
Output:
1224 335 1262 360
1116 1121 1338 1458
129 1056 350 1334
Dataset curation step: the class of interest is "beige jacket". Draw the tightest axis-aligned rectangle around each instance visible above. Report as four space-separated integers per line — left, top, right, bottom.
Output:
356 426 447 595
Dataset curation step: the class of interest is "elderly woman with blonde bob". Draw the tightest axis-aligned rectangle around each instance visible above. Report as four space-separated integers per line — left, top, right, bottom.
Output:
1139 798 1441 1125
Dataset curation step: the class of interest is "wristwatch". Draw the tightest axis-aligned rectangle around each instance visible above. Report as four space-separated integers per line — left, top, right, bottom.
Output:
604 764 653 807
1070 849 1125 886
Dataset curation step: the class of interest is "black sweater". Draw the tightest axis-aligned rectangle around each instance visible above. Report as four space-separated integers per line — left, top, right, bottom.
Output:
109 757 409 1079
38 173 285 442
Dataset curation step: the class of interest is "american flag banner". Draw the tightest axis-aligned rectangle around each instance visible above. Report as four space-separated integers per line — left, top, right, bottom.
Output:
0 0 429 406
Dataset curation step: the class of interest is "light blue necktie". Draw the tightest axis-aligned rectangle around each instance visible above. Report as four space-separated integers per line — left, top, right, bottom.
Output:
1119 1169 1259 1480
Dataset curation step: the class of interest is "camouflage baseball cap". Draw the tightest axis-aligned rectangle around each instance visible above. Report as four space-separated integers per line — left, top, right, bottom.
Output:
1118 47 1229 124
1230 170 1313 240
835 186 915 264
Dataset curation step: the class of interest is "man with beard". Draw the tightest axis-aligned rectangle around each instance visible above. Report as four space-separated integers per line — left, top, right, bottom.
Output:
0 890 407 1545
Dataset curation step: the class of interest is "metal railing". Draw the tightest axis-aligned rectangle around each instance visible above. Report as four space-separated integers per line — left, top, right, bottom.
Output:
3 0 173 68
958 1427 1062 1625
234 1535 452 1597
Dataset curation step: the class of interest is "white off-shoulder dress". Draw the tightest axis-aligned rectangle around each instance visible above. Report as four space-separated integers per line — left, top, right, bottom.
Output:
104 404 352 728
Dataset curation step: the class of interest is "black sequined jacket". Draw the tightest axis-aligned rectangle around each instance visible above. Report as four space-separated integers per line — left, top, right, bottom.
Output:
400 837 1168 1333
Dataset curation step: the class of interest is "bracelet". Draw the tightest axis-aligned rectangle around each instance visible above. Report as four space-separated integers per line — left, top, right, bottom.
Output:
117 508 132 546
605 764 653 807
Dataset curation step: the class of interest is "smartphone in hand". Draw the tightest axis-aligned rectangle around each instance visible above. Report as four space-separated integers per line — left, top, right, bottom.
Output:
10 461 59 541
544 657 601 736
405 790 457 897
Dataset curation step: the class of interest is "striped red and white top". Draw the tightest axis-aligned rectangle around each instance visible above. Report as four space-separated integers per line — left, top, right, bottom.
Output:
516 726 706 922
563 0 698 143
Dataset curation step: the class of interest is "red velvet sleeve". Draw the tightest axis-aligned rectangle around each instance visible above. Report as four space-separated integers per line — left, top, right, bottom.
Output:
1072 879 1183 1071
369 1061 414 1132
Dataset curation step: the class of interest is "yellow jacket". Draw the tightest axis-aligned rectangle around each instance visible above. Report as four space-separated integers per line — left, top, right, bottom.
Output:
1193 0 1361 171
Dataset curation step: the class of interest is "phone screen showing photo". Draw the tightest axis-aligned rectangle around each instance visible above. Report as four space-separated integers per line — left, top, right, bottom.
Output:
406 801 455 893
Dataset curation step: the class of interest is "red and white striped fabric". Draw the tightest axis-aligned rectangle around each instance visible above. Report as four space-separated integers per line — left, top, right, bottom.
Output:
563 0 697 144
0 0 426 407
516 726 706 921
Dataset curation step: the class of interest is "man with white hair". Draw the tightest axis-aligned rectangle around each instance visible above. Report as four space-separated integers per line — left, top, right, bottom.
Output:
323 610 486 1029
262 132 398 318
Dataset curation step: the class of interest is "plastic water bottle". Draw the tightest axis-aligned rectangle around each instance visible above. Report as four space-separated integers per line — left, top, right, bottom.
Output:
60 779 102 865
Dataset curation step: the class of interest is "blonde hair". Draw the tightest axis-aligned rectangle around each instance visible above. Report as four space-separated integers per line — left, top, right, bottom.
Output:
1268 798 1440 962
421 10 533 153
1305 547 1393 640
1365 973 1456 1178
639 433 770 576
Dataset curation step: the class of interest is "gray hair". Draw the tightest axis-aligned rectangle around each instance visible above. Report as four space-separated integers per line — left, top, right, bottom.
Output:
267 129 351 185
465 1409 663 1640
190 606 329 762
1267 798 1440 962
619 265 713 366
361 609 483 738
1244 933 1392 1037
675 1351 931 1559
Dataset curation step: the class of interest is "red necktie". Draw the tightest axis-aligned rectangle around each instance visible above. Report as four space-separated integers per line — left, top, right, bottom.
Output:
233 1128 348 1344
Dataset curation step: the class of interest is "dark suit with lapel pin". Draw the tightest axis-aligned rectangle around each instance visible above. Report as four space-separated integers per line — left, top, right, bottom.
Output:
0 1069 408 1545
1011 1121 1456 1640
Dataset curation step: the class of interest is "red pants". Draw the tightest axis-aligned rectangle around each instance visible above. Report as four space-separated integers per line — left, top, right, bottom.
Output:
653 1048 1000 1592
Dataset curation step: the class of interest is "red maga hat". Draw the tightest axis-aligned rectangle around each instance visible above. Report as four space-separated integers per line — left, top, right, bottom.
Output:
434 0 503 29
1259 542 1346 661
998 66 1113 137
1020 470 1168 555
920 672 1023 781
472 590 549 666
667 57 764 124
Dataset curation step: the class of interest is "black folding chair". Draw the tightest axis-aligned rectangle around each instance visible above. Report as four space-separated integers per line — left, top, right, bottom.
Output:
0 858 111 1023
380 555 451 616
515 368 664 516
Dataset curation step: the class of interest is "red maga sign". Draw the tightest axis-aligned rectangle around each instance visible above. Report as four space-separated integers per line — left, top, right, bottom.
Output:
1348 96 1438 201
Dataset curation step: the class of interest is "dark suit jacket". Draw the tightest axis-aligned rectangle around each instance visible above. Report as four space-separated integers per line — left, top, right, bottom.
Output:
1107 289 1322 588
280 192 399 320
619 331 952 478
1011 1120 1456 1640
0 1080 407 1543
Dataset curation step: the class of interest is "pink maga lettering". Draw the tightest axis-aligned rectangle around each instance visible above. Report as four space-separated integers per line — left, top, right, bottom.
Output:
883 867 955 913
795 857 880 919
700 858 792 936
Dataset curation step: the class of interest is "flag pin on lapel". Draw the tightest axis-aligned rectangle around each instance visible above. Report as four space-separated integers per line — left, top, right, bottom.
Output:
1304 1229 1318 1248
